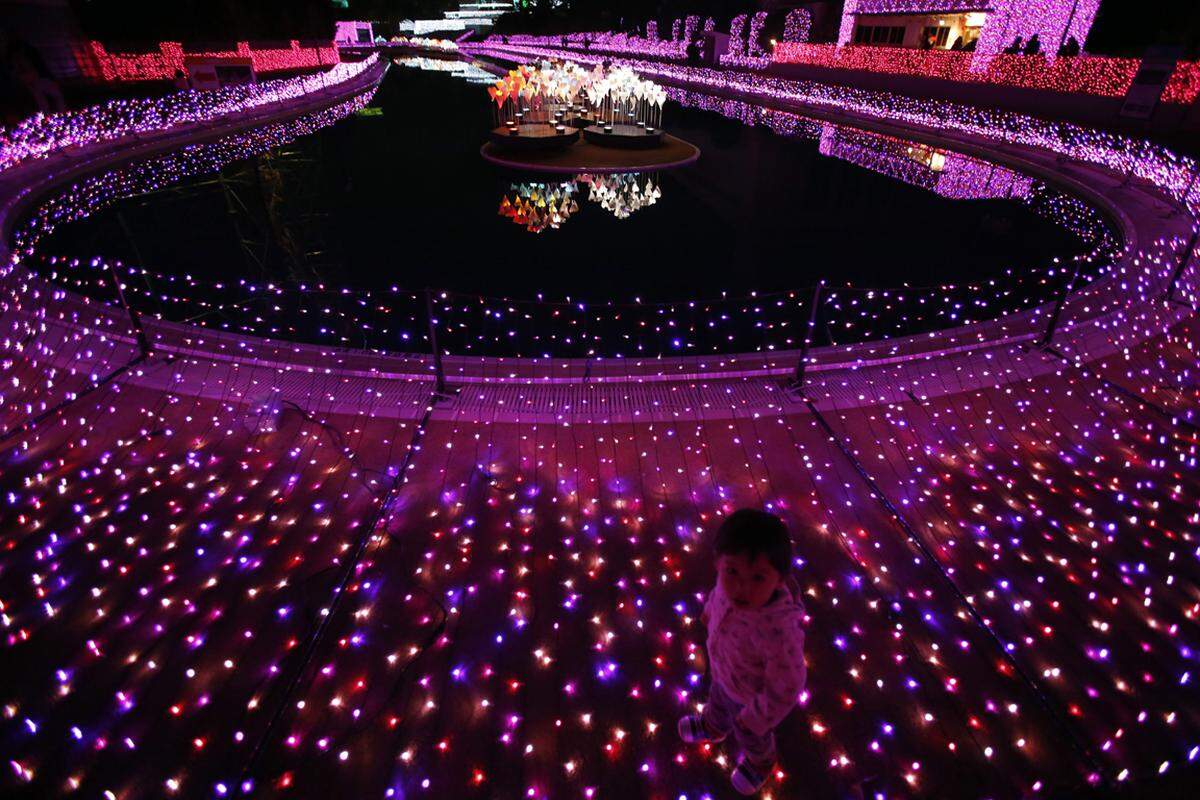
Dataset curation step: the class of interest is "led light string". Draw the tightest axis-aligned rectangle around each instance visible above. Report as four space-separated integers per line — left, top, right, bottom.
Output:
808 389 1109 791
494 29 1200 106
747 396 1033 796
237 380 440 795
84 40 341 84
0 56 381 175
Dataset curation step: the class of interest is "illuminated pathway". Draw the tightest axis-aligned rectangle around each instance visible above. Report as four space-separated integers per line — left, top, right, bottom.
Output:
1 51 1199 799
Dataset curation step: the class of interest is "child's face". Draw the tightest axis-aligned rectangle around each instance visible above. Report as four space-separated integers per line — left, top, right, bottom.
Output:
717 552 782 610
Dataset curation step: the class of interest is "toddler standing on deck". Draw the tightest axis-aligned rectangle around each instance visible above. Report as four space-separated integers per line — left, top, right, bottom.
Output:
678 509 807 795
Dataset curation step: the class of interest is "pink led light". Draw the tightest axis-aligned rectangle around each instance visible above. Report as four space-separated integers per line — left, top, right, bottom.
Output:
503 32 685 61
972 0 1101 57
0 56 380 175
771 44 1200 104
783 9 813 44
721 14 771 70
727 14 749 58
851 0 991 11
839 0 1101 58
497 31 1200 106
747 12 770 58
81 40 340 83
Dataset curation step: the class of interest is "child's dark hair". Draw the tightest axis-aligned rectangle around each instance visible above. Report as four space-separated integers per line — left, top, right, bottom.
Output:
713 508 793 576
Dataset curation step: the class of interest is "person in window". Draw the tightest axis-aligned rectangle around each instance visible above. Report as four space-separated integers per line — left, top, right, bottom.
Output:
1058 36 1081 57
950 35 964 51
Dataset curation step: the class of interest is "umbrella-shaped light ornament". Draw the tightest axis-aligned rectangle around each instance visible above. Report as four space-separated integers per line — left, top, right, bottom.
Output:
498 181 581 234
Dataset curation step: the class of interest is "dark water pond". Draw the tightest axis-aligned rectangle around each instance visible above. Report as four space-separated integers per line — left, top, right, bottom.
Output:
40 59 1092 304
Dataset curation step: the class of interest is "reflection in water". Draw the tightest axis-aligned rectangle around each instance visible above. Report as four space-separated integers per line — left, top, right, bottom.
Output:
14 91 374 271
668 87 1037 201
499 173 663 232
666 84 1113 258
392 56 497 84
35 60 1111 314
498 180 581 233
811 121 1111 247
817 123 1033 201
579 173 662 219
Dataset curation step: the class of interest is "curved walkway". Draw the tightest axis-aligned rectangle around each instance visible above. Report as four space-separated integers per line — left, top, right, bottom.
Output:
1 52 1194 416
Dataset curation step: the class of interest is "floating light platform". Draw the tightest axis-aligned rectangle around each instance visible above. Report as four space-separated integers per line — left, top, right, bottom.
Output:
480 133 698 174
582 123 664 149
487 123 580 152
482 62 696 171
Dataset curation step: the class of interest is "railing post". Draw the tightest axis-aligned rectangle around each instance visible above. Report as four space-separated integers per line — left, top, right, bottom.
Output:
1038 260 1082 347
1165 226 1200 303
424 289 446 394
105 260 152 357
793 280 824 390
1182 163 1200 203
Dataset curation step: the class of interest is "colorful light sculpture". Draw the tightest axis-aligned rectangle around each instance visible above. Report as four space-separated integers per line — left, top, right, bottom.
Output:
488 61 666 132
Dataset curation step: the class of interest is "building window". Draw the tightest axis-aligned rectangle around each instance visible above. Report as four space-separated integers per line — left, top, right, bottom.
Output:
921 26 951 48
854 25 905 46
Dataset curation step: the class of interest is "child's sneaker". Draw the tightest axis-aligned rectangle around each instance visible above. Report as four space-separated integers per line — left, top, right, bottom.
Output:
677 713 727 744
730 755 773 795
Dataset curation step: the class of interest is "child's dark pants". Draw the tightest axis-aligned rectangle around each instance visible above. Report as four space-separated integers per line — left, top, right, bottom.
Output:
702 679 777 764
